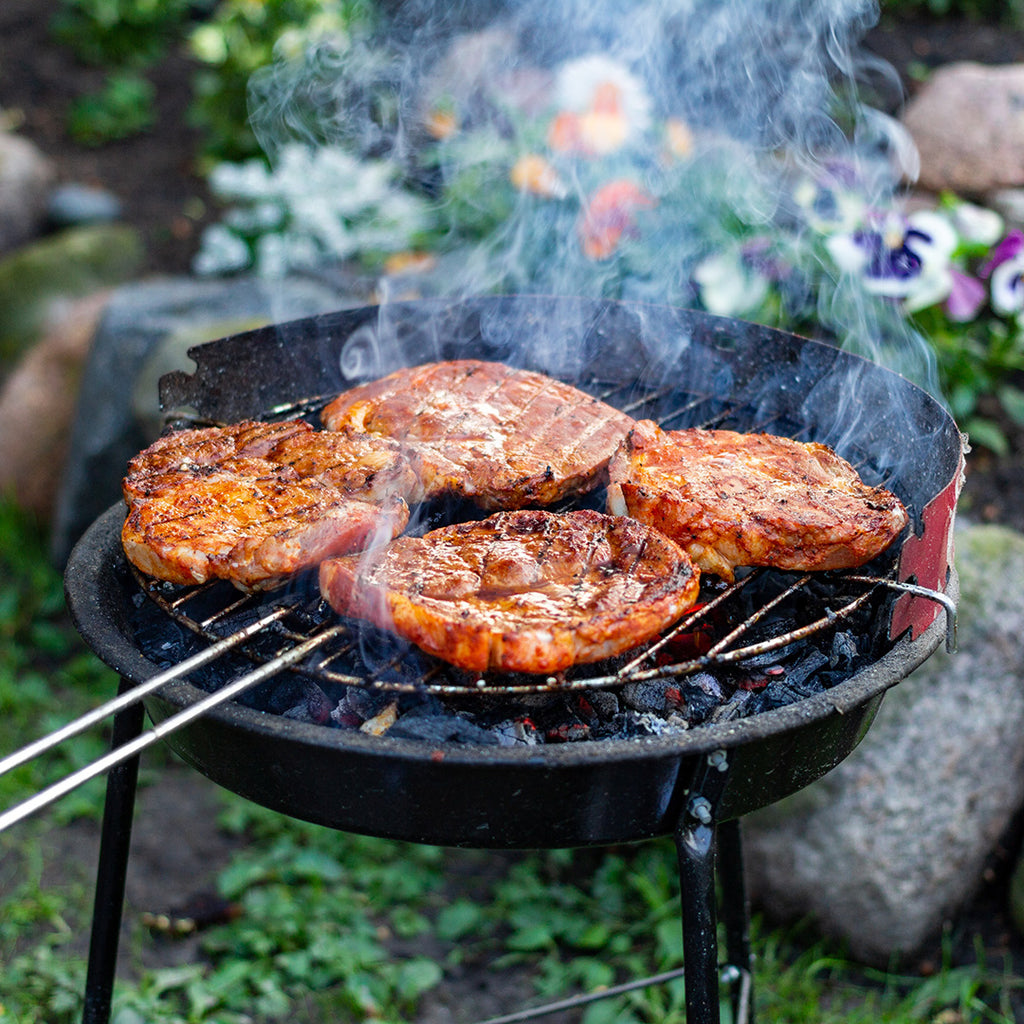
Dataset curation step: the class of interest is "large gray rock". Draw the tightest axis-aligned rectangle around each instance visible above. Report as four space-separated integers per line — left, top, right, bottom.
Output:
0 129 55 256
901 62 1024 194
51 275 366 565
742 521 1024 966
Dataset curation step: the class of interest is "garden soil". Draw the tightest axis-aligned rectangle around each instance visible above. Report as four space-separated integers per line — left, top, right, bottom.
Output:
3 3 1024 1021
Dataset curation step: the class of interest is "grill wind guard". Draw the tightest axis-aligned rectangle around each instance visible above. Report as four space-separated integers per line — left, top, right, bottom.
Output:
58 297 963 1024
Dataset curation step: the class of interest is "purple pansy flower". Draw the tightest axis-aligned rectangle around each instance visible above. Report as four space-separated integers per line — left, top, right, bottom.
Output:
826 209 957 312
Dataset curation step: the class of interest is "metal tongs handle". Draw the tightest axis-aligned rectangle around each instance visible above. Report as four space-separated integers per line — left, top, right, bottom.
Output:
0 617 344 834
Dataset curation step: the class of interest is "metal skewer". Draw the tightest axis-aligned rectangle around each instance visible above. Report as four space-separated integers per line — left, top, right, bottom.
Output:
0 605 292 781
0 622 346 834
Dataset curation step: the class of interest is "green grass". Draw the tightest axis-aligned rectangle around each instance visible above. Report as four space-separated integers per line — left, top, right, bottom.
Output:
0 496 1020 1022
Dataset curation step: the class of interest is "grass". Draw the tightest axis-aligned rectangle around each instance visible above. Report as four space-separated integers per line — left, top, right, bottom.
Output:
0 496 1021 1023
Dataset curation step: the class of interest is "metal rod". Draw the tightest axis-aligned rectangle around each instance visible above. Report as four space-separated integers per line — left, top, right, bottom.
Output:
81 678 146 1024
847 575 958 652
473 965 688 1024
0 606 291 780
0 624 345 834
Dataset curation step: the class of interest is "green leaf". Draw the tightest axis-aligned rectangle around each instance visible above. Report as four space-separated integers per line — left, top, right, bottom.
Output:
436 899 484 941
996 382 1024 425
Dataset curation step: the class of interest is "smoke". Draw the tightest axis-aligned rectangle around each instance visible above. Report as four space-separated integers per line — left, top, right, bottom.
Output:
242 0 939 398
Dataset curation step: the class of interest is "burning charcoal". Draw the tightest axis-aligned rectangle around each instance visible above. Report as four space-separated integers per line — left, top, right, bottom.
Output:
546 721 591 743
621 679 673 714
345 686 396 720
583 689 620 721
263 678 333 724
830 631 859 669
387 713 502 745
490 718 542 746
753 649 831 710
680 672 727 723
706 688 754 724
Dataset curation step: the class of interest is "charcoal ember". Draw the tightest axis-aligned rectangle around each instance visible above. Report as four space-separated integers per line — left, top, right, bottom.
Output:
262 677 333 724
830 631 859 669
680 672 727 723
751 649 830 711
582 689 620 721
621 679 673 714
706 688 754 723
594 710 673 739
546 721 591 743
490 718 542 746
387 712 502 745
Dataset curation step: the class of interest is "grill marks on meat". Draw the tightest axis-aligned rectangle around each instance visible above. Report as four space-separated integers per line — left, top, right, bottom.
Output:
122 420 412 589
319 509 701 674
607 420 909 582
321 360 636 509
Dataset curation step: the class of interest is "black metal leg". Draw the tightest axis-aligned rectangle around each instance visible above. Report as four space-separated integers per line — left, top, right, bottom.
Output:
718 817 754 1024
674 749 753 1024
676 797 721 1024
82 677 146 1024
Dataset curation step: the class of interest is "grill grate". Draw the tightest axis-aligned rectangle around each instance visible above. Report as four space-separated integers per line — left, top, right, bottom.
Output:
128 374 940 699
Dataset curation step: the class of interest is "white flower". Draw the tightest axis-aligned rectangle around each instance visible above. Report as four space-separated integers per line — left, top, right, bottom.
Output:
949 200 1005 247
693 250 769 318
554 54 651 146
990 254 1024 316
192 224 252 276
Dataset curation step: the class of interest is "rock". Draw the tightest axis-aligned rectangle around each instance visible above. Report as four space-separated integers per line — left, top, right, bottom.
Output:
51 274 367 565
47 183 123 228
741 521 1024 966
0 292 111 521
0 223 144 373
0 129 55 256
901 62 1024 194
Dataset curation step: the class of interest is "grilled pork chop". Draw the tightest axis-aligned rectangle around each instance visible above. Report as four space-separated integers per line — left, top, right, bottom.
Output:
122 420 413 589
607 420 909 581
318 508 701 674
321 360 636 509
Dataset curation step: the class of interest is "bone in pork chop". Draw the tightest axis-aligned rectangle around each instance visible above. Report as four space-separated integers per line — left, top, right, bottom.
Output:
318 508 701 674
606 420 909 582
122 420 413 589
320 360 636 509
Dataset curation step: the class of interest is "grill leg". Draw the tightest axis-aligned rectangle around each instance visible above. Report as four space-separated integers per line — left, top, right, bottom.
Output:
81 677 146 1024
675 750 753 1024
718 818 755 1024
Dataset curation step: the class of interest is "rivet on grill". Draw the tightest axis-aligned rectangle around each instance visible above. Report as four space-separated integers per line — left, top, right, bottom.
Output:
708 749 729 772
688 795 713 825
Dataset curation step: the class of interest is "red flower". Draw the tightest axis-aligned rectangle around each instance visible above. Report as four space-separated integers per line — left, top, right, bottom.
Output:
578 180 655 260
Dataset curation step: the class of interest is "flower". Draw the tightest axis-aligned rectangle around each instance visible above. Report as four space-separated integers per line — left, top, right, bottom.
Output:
990 255 1024 316
509 154 568 199
693 247 771 318
578 180 655 260
825 209 957 312
945 269 987 323
978 229 1024 315
548 54 651 156
949 200 1004 247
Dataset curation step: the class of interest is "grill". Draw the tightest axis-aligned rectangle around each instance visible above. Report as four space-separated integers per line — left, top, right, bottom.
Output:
6 297 963 1024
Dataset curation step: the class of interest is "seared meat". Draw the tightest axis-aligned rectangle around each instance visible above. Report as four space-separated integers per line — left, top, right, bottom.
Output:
318 508 700 674
321 360 636 509
123 419 417 505
607 420 909 581
122 420 414 589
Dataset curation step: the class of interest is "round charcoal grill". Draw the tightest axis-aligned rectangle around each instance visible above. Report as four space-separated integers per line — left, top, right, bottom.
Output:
52 298 962 1024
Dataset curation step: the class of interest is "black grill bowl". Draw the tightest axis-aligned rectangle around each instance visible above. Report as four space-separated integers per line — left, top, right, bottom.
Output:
64 297 962 849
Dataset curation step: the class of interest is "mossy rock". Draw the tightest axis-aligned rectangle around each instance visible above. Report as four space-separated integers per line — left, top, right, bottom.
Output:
0 223 144 373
